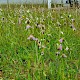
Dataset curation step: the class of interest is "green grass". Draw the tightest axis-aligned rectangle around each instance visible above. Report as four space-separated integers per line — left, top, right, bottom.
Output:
0 5 80 80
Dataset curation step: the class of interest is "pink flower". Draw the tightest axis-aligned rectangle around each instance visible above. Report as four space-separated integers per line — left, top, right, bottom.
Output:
26 25 31 30
57 44 62 50
27 35 37 41
70 24 76 31
37 24 42 28
59 38 64 43
36 23 45 30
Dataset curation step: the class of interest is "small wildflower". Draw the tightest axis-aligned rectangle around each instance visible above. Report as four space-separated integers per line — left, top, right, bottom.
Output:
73 27 76 31
25 18 29 24
0 8 2 11
41 30 45 34
41 25 45 30
37 24 45 31
41 51 44 55
36 39 40 43
68 14 72 18
27 35 37 41
27 9 30 13
41 38 45 41
11 21 15 25
26 24 31 30
64 22 67 25
57 21 61 26
27 20 30 24
36 17 39 20
36 40 42 48
47 34 52 37
60 31 64 34
56 52 60 56
65 46 69 51
26 18 29 20
25 21 27 24
57 44 62 50
51 18 55 21
25 20 31 30
59 38 64 43
37 24 42 28
70 24 74 28
42 45 46 49
62 54 67 58
35 38 38 41
71 18 75 22
60 16 64 19
70 24 76 31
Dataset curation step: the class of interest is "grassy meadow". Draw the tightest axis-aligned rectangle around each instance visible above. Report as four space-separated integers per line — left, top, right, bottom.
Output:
0 4 80 80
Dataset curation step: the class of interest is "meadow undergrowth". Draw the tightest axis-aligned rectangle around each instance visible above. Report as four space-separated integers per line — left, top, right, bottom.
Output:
0 5 80 80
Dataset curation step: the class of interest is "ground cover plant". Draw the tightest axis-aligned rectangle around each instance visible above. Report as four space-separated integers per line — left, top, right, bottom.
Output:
0 5 80 80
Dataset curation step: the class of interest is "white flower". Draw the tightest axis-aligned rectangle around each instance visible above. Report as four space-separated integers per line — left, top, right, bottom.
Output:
42 45 46 48
37 24 42 28
27 10 30 13
0 8 2 11
60 31 64 34
73 27 76 31
41 51 44 55
71 18 75 22
68 14 72 18
36 17 39 20
56 52 60 56
57 21 61 26
65 46 69 51
61 16 64 19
